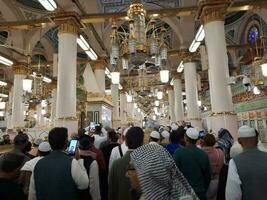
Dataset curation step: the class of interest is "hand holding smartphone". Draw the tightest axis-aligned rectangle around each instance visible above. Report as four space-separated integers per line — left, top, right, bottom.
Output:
67 139 78 156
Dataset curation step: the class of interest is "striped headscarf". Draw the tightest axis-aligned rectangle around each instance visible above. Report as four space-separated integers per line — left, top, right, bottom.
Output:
130 144 199 200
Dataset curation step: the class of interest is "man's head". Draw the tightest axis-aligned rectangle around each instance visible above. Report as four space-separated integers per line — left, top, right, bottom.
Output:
48 127 68 151
149 131 161 144
184 128 199 145
13 133 29 152
238 126 258 148
37 142 51 157
0 153 25 180
203 134 216 147
78 128 86 138
108 130 119 143
95 125 102 135
79 135 94 150
125 127 144 149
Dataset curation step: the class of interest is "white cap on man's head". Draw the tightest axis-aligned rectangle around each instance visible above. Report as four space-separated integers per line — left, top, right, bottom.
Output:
238 125 256 138
38 142 51 152
150 131 160 139
186 128 199 140
171 122 178 131
161 130 170 139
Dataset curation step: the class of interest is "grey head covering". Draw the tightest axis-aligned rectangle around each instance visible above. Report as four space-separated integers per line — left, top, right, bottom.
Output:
130 144 199 200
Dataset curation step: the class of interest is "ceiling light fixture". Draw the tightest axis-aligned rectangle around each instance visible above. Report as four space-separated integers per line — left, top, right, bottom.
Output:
38 0 57 11
0 81 7 86
177 61 184 72
0 55 13 66
0 93 8 98
189 25 205 53
160 70 169 83
77 35 98 60
111 72 120 85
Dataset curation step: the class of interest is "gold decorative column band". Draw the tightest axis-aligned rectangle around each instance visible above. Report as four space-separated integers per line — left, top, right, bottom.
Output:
91 60 107 70
57 116 78 121
172 72 182 80
180 49 199 63
210 111 236 117
51 79 57 89
166 85 173 90
12 63 28 75
53 12 82 35
58 23 79 35
196 0 232 25
187 117 202 121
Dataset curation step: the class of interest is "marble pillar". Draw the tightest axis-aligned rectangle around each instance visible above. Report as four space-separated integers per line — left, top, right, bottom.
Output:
120 92 127 125
11 64 27 129
184 62 201 127
167 86 175 123
173 73 184 123
92 60 106 94
55 16 80 135
200 3 238 138
111 84 120 128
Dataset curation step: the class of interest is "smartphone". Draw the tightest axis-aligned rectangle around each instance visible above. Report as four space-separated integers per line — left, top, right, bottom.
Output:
68 140 78 156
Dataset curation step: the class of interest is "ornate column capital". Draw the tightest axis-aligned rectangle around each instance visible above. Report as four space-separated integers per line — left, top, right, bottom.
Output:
91 60 107 71
12 62 28 75
51 79 57 89
196 0 232 25
180 49 199 63
166 85 173 91
172 72 182 80
53 12 82 35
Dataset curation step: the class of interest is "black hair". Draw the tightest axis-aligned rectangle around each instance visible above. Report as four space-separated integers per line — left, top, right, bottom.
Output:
23 142 32 153
185 134 197 145
79 135 94 150
150 137 159 142
0 153 25 173
14 133 29 145
125 127 144 149
48 127 68 150
38 151 50 157
170 130 180 144
108 130 119 143
78 128 86 138
203 134 216 147
95 125 102 135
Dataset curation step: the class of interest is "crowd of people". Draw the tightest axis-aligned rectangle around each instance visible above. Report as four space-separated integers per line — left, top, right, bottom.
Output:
0 123 267 200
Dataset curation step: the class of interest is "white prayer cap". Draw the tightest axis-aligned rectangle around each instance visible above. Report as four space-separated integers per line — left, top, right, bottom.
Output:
171 122 178 131
38 142 51 152
161 130 170 139
150 131 160 139
186 128 199 140
238 125 256 138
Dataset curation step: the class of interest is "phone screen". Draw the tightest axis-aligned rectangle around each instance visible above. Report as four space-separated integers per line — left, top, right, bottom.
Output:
68 140 78 156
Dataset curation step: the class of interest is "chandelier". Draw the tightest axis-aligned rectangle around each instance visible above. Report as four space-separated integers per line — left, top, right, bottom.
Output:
109 0 169 84
23 67 52 105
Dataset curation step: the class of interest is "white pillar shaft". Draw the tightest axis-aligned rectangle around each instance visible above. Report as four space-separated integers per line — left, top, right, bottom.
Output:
12 74 25 128
204 20 237 138
173 79 184 121
184 62 200 119
111 84 119 120
167 89 175 122
94 69 105 93
56 33 77 118
127 102 134 118
120 93 127 122
6 87 13 129
204 21 233 112
36 104 43 124
51 88 57 120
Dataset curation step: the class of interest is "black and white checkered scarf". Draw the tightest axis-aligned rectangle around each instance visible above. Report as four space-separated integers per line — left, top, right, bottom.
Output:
131 144 199 200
